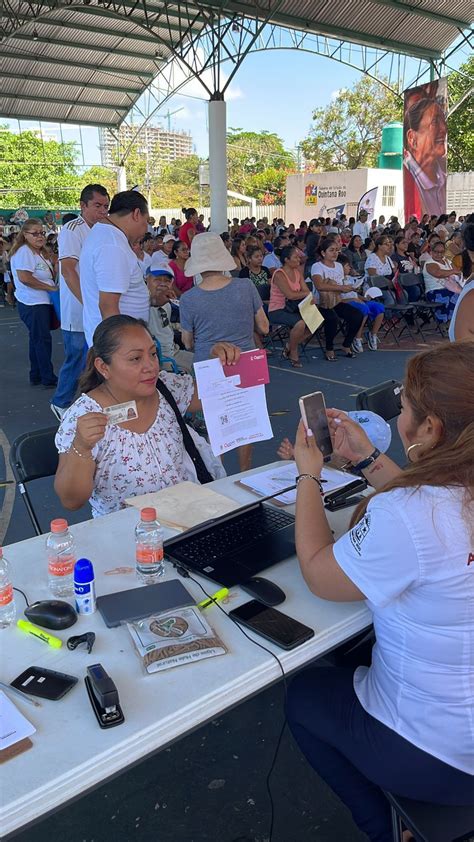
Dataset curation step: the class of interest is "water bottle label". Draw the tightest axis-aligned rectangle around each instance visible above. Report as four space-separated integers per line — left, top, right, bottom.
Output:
136 545 164 565
0 584 13 607
48 554 75 577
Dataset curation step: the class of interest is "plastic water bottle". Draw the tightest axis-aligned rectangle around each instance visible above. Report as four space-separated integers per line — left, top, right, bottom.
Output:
135 507 165 584
0 548 16 628
74 558 96 615
46 519 75 597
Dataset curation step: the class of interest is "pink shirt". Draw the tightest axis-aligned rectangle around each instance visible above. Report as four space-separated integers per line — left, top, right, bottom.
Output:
269 268 301 312
169 260 193 294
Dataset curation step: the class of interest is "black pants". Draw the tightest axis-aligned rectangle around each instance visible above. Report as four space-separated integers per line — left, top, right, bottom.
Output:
286 667 474 842
319 302 364 350
17 302 56 385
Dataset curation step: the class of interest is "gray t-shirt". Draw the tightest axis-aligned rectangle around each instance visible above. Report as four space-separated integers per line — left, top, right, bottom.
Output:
179 277 262 363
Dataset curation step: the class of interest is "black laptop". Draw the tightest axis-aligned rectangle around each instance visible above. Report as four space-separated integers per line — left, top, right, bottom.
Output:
164 497 296 588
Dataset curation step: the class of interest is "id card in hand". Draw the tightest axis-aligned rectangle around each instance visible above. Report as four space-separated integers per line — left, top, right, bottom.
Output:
103 400 138 424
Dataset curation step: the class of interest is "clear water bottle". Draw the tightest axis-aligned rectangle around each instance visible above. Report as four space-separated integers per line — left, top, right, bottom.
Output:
0 548 16 628
46 519 75 597
135 507 165 584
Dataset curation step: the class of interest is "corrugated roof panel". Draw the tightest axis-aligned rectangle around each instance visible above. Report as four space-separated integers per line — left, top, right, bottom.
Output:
1 0 470 128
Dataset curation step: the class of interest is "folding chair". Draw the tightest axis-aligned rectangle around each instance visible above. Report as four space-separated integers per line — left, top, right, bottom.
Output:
386 792 474 842
9 427 59 536
369 275 417 346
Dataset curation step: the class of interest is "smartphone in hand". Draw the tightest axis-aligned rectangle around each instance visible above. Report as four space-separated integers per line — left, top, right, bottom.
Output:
299 391 333 460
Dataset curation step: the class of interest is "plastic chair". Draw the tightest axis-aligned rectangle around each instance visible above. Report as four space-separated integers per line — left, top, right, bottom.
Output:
386 792 474 842
155 338 179 373
9 427 59 536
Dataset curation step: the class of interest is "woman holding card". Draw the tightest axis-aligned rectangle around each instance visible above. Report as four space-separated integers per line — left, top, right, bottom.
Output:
54 315 239 517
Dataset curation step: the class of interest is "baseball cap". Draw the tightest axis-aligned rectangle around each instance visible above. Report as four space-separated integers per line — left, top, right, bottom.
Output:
163 234 176 243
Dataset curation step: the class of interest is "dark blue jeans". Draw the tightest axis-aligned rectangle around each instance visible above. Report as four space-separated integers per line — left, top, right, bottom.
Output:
52 329 88 408
286 667 474 842
17 302 56 385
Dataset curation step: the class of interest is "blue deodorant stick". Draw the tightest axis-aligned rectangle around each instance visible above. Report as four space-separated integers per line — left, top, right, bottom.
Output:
74 558 96 615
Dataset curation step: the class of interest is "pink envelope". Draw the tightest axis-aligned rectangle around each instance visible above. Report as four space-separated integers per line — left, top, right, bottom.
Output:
222 349 270 388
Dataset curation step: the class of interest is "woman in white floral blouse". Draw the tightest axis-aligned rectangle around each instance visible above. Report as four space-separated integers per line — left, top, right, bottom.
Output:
54 314 239 517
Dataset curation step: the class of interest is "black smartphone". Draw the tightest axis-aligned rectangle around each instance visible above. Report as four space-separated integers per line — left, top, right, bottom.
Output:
299 391 333 459
229 600 314 650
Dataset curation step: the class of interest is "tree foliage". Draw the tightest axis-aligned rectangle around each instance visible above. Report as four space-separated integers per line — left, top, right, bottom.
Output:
301 77 403 171
79 165 117 199
447 56 474 172
0 125 79 206
226 130 296 197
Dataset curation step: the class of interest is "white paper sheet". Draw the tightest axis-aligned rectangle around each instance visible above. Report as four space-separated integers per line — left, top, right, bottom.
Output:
0 690 36 750
194 359 273 457
239 461 359 505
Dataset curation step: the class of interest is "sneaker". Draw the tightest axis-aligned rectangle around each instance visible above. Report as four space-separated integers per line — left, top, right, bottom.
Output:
351 338 364 354
368 333 379 351
50 403 67 421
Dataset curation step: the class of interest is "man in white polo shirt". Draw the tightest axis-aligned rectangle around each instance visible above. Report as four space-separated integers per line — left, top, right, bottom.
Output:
79 190 150 346
51 184 110 420
353 210 370 241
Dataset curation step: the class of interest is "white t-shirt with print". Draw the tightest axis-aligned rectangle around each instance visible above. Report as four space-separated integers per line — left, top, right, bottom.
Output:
10 244 56 305
365 252 394 279
55 371 196 518
79 222 150 345
58 216 90 332
333 485 474 774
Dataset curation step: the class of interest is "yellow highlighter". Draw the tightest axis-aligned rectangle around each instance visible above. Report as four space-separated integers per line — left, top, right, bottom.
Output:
17 619 63 648
197 588 229 610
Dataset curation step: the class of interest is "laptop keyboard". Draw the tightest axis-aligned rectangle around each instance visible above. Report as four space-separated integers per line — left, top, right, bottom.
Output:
168 506 294 570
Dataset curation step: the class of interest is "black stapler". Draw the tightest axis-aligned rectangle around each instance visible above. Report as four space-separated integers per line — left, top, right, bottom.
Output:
324 478 368 511
84 663 125 728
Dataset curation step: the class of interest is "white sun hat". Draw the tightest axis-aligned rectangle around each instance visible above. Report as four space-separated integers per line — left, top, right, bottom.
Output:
184 231 236 276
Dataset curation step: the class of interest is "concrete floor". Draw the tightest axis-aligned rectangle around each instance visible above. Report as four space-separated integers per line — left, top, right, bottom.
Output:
0 306 439 841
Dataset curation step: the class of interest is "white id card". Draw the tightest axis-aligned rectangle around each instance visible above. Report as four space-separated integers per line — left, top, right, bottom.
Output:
103 400 138 424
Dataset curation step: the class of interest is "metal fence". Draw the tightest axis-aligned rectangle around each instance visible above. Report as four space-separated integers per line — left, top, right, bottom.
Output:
149 204 286 225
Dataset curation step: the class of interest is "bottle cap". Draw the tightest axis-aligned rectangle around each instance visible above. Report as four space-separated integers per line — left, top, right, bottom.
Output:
51 518 68 533
140 507 157 522
74 558 94 583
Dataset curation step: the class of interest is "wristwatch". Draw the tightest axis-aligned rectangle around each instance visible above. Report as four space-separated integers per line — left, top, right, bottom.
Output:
352 448 381 473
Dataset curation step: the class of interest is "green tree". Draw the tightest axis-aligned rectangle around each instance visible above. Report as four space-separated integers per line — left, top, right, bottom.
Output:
79 165 116 199
154 154 202 207
0 124 80 206
301 77 403 171
227 130 296 195
447 56 474 172
247 166 290 202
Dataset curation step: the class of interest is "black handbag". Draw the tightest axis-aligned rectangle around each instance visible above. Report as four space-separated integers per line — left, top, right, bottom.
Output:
156 378 213 484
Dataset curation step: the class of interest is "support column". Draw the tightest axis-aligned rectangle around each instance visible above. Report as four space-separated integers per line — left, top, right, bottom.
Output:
208 94 228 233
117 164 127 192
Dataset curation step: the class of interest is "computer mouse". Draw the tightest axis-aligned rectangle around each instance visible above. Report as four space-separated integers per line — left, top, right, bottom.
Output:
240 577 286 607
24 600 78 630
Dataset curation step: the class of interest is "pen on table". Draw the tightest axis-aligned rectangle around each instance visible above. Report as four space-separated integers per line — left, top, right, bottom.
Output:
198 587 229 610
17 619 63 648
0 680 42 708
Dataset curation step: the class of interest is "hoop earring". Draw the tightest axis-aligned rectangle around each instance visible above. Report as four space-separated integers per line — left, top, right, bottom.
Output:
406 442 423 462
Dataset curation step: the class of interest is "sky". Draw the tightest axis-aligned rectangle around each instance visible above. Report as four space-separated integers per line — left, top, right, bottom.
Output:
3 42 468 169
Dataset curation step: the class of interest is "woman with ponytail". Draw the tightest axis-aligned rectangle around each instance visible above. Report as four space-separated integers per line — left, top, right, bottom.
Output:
286 341 474 841
54 315 238 517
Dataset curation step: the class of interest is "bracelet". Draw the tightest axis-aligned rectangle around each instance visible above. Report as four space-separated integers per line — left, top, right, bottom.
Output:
296 474 324 493
352 448 381 473
69 441 94 461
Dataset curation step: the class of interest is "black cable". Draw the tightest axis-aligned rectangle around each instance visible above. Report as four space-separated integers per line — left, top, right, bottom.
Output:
13 586 30 607
174 565 287 841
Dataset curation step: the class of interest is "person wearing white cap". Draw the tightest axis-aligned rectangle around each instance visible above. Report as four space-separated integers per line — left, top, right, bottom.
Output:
150 234 176 271
180 232 269 471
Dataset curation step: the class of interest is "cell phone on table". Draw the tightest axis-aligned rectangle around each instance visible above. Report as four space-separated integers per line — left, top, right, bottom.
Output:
229 600 314 650
299 390 333 459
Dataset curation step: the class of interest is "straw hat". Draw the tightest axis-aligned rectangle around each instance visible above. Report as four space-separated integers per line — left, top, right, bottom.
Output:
184 232 236 276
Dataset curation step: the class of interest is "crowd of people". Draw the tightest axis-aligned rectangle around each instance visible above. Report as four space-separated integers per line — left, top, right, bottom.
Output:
1 187 473 841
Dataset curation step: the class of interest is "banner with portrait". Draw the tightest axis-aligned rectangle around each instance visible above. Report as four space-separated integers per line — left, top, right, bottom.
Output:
403 78 448 221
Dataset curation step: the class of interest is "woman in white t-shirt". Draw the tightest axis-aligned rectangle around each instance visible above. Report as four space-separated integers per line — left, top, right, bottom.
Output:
364 235 395 282
287 341 474 841
9 218 57 386
423 240 462 324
